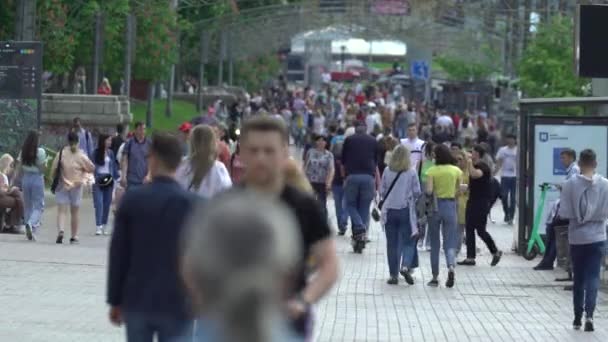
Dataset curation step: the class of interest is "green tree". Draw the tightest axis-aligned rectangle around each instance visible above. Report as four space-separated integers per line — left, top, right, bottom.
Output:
433 43 501 81
37 0 77 74
517 16 588 98
0 0 16 40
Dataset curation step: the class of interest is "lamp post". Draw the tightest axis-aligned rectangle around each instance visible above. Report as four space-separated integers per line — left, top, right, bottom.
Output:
340 45 346 72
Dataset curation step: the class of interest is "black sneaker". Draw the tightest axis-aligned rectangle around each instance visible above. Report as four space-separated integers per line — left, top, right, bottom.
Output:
573 316 582 330
427 279 439 287
533 264 554 271
337 230 346 236
70 237 79 245
457 259 476 266
491 251 503 266
386 277 398 285
25 224 33 241
56 231 64 244
584 319 594 332
400 268 414 285
446 271 455 288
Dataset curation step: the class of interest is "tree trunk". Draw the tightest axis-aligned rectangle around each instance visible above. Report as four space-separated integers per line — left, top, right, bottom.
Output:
146 82 154 128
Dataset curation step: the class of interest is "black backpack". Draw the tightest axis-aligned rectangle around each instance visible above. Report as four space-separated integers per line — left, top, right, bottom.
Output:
489 177 502 207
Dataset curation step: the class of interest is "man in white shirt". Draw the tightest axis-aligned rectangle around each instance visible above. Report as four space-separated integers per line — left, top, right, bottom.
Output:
400 123 426 172
435 112 453 129
365 102 382 135
494 134 517 224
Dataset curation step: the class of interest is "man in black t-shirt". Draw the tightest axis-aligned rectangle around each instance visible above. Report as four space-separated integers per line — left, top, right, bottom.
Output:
458 144 503 267
238 116 339 338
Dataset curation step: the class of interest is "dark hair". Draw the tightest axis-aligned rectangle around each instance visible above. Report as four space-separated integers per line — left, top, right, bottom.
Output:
116 124 125 134
424 141 435 158
94 134 110 165
560 148 576 160
472 144 486 158
134 121 145 129
21 130 40 166
313 134 326 142
337 127 345 135
150 132 183 171
241 116 289 143
73 117 81 126
407 122 417 128
579 149 596 168
67 130 79 145
450 142 462 149
434 144 456 165
505 133 517 140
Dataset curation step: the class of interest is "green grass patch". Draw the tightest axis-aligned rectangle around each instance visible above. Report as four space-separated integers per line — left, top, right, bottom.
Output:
131 99 199 132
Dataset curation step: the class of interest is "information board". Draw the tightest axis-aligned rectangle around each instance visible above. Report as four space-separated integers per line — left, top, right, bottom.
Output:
0 41 42 155
531 117 608 233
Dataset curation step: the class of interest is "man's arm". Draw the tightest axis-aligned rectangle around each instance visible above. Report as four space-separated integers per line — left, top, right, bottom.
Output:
301 238 339 305
120 154 128 187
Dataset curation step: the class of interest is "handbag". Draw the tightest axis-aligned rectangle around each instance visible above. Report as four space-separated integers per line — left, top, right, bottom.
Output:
50 147 64 194
96 174 114 188
371 171 403 222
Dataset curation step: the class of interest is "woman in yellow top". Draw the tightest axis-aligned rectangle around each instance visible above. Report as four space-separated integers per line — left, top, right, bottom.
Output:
455 150 469 256
425 144 463 288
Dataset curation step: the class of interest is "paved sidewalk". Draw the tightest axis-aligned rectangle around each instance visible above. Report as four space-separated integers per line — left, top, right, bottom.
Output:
0 198 606 341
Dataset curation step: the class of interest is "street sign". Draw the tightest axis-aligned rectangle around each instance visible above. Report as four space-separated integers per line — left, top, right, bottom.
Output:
410 60 429 80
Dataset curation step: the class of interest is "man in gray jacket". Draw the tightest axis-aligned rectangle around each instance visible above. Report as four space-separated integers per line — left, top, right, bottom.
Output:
558 149 608 332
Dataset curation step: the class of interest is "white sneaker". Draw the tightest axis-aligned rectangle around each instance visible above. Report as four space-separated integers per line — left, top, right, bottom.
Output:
95 226 102 236
102 225 109 235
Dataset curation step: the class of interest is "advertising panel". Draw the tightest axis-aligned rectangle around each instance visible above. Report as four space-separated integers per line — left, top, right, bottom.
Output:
532 119 608 233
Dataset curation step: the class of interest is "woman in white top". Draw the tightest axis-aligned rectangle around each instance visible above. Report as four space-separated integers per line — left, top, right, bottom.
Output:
176 125 232 198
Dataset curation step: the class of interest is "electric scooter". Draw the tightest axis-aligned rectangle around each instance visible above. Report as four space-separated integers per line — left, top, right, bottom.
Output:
523 182 555 260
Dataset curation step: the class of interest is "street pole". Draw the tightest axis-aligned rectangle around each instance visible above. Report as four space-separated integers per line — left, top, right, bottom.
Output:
165 0 179 118
14 0 36 40
218 31 226 86
228 32 234 86
197 30 208 112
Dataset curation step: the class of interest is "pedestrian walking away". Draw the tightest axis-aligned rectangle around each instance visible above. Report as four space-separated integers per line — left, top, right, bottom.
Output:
92 134 119 236
175 125 232 198
558 149 608 332
424 144 462 288
458 144 503 267
495 134 517 224
304 134 334 220
17 131 47 240
107 132 197 342
380 145 421 285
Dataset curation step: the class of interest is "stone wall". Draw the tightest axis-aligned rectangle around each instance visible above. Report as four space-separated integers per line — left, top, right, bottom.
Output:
40 94 132 151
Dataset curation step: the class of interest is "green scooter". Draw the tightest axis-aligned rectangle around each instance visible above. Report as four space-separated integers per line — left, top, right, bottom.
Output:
524 182 556 260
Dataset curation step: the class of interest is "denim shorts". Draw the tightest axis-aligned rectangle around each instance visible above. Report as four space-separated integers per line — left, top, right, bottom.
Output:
55 186 83 207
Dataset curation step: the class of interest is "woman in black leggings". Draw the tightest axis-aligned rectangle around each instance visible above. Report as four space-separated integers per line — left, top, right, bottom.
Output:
458 145 503 266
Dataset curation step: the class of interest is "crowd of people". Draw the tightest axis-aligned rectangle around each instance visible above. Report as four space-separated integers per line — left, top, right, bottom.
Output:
0 77 606 339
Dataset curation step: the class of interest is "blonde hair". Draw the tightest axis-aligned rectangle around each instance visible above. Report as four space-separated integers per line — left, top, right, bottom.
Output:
283 158 313 193
0 154 14 175
388 145 411 172
187 125 218 190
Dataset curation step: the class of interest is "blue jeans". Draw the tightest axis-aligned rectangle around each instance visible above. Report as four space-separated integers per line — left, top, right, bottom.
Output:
385 208 417 276
124 312 193 342
570 241 606 319
21 172 45 228
428 199 457 276
344 174 375 234
93 184 113 226
500 177 517 221
537 223 557 267
332 184 348 231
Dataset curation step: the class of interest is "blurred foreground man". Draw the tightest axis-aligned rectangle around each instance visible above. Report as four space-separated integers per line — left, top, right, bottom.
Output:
238 116 339 339
107 132 196 342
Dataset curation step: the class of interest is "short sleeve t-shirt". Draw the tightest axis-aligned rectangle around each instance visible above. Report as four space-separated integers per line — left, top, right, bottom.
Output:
496 146 517 177
426 164 462 199
469 161 492 202
305 149 334 184
125 138 151 185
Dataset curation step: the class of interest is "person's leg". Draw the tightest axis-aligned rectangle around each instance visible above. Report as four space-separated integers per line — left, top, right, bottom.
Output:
102 187 113 227
92 185 103 227
476 209 498 255
156 316 194 342
583 241 606 320
70 206 80 239
384 210 400 278
536 224 556 269
344 176 364 233
428 214 441 279
440 200 457 270
124 312 155 342
317 184 328 221
29 174 45 229
500 177 510 221
332 185 346 231
399 209 416 270
570 244 586 323
358 175 375 232
464 206 477 260
507 177 517 221
22 174 33 225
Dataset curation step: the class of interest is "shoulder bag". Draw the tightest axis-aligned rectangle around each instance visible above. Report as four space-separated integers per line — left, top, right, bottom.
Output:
50 147 64 194
371 171 403 222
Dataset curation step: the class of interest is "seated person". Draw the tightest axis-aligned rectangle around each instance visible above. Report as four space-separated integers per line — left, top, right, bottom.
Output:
533 199 569 271
0 154 25 233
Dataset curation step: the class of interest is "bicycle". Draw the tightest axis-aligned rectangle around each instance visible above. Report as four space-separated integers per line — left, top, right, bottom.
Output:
523 182 556 260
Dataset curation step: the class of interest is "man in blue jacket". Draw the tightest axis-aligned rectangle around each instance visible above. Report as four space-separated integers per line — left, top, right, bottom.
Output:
107 132 197 341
